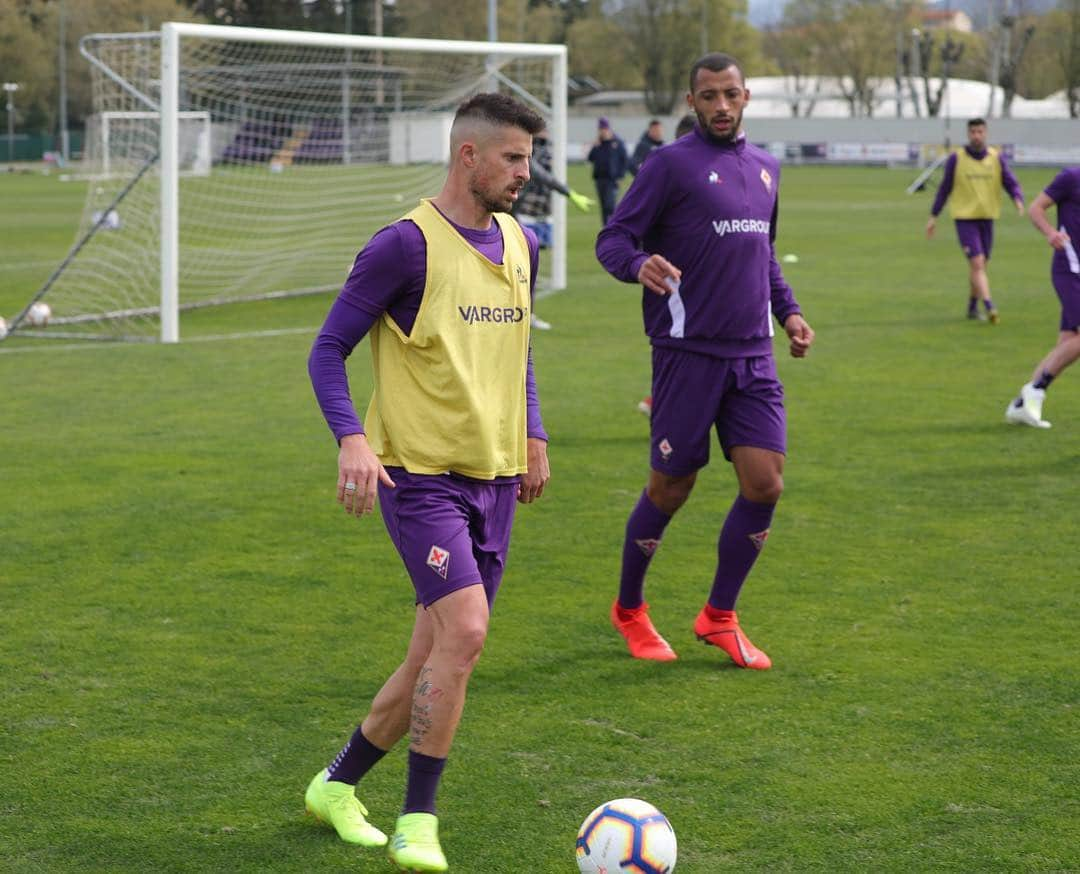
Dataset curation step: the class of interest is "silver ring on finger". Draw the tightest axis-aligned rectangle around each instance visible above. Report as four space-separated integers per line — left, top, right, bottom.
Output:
344 482 357 491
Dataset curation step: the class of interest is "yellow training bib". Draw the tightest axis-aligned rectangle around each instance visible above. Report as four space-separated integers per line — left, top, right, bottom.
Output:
364 200 532 479
949 147 1004 220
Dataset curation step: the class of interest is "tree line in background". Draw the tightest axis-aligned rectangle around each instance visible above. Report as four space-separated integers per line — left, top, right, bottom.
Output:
767 0 1080 118
1 0 1078 138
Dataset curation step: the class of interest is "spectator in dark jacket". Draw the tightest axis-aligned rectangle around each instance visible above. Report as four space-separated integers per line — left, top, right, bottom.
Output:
587 117 629 225
629 119 664 176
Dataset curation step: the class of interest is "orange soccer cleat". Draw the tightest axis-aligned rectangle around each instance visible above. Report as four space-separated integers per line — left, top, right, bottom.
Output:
611 600 677 661
693 607 772 670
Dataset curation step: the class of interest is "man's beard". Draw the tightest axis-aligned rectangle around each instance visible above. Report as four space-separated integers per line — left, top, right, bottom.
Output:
696 108 742 144
472 182 516 214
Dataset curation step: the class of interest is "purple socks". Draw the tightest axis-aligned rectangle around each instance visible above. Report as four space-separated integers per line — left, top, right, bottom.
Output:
708 494 776 610
327 725 388 785
404 749 447 815
618 490 672 609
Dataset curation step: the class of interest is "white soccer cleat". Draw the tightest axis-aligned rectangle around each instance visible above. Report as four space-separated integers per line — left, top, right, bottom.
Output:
1005 384 1051 429
530 313 552 331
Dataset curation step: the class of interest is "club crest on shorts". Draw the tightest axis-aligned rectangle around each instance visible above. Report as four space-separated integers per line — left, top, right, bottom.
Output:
658 438 674 461
635 537 661 557
748 529 770 551
426 545 450 579
760 167 773 191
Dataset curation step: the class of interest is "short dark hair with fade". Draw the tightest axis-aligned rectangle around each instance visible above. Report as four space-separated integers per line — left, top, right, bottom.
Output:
967 117 987 128
689 52 744 93
454 92 544 136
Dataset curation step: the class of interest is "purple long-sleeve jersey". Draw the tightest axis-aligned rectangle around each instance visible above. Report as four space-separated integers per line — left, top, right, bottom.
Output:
930 146 1025 217
1044 167 1080 275
596 128 801 359
309 212 547 445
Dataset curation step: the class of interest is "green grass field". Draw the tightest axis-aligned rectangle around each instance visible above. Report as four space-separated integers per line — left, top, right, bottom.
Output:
1 163 1077 872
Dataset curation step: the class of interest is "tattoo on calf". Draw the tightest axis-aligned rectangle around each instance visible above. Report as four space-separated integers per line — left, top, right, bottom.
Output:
410 665 444 746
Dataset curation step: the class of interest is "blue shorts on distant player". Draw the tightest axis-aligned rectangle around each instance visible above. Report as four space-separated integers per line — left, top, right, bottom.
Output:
521 220 552 250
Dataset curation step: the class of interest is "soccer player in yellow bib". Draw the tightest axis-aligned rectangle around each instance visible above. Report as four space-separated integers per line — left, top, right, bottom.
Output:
306 93 550 872
926 118 1025 323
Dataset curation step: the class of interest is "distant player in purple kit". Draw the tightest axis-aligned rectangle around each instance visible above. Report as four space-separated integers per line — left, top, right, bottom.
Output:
1006 166 1080 428
305 93 550 872
926 118 1025 323
597 52 815 670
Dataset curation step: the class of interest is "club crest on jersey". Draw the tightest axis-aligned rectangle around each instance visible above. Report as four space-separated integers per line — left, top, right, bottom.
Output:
708 170 722 185
658 438 674 461
747 529 770 551
426 545 450 579
760 167 772 191
635 537 661 557
514 263 528 284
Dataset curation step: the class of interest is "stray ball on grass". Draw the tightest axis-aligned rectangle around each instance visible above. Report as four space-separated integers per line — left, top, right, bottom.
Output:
781 253 799 264
0 316 8 339
28 302 52 327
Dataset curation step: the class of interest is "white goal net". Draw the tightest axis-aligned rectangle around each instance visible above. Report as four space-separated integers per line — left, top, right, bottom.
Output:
6 23 566 342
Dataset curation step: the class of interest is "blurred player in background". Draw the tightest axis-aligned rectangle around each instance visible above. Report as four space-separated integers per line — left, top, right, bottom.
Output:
588 117 629 225
926 118 1025 323
306 93 550 872
597 52 814 670
1006 166 1080 428
512 126 594 330
629 119 664 176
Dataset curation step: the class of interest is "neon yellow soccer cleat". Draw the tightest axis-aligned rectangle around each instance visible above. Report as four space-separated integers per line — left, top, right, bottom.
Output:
388 812 449 872
304 769 388 847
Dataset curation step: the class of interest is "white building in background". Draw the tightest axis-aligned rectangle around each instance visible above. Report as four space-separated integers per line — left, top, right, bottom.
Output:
920 8 974 33
569 78 1079 165
575 77 1072 120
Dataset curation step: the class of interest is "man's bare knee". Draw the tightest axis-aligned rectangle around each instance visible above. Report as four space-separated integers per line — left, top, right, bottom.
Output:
741 475 783 505
646 473 696 515
435 622 487 675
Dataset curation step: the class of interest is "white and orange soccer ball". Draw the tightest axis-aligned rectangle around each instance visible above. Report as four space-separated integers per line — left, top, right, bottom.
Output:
27 301 52 327
576 798 677 874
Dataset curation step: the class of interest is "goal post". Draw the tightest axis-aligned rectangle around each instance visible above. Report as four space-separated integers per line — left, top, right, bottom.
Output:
152 22 569 344
7 22 567 344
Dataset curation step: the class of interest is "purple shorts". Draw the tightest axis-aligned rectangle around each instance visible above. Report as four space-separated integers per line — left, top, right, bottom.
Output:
378 468 517 608
1052 269 1080 332
955 219 994 260
650 347 786 475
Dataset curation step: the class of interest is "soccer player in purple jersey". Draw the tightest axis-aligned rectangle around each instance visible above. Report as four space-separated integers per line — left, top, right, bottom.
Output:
926 118 1025 323
596 52 815 670
637 113 698 419
1006 166 1080 428
305 93 550 872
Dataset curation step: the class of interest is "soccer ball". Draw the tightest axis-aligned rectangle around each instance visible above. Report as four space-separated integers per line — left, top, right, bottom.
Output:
576 798 677 874
27 301 52 327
